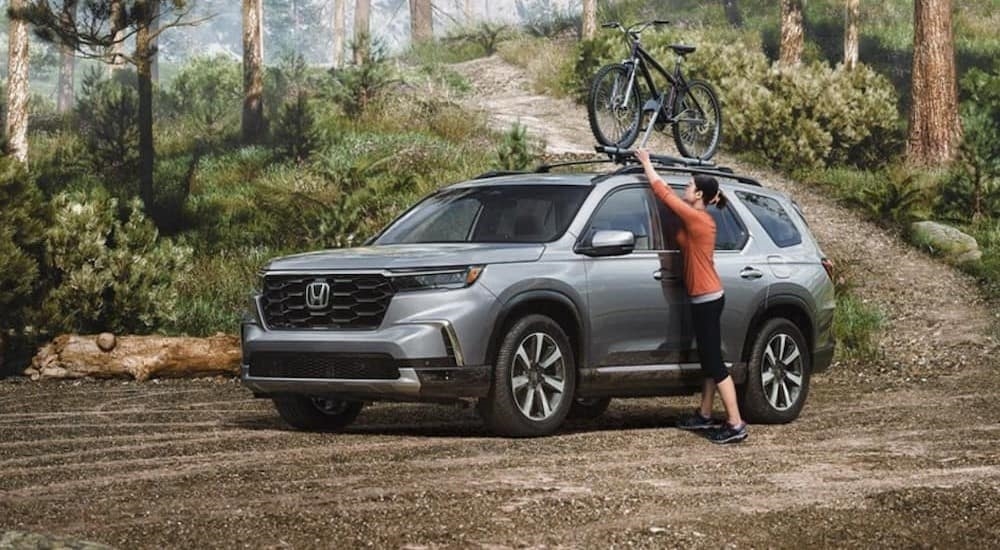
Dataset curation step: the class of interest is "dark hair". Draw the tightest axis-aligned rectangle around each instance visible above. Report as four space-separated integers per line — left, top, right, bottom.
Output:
693 175 727 209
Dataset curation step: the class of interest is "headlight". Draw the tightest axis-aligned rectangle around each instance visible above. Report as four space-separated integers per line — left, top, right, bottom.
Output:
391 266 484 291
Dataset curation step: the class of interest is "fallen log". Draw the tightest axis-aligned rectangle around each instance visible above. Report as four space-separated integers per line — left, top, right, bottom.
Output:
25 333 241 381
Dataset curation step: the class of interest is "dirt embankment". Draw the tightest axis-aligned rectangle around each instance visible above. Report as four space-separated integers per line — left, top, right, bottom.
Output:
1 55 998 549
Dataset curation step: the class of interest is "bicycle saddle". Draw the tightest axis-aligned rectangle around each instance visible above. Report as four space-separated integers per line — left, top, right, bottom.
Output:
669 44 696 56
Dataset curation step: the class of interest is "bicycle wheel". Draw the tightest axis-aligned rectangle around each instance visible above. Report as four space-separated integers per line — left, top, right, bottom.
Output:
587 64 642 148
671 79 722 160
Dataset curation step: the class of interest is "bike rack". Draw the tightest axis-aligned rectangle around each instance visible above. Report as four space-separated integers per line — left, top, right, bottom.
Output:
592 145 762 187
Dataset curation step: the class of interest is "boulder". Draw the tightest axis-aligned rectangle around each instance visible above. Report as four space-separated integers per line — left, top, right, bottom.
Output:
909 221 982 266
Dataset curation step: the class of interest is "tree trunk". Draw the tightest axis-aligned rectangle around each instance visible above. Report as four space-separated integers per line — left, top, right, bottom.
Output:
242 0 265 144
779 0 804 67
844 0 860 70
409 0 433 46
907 0 961 165
581 0 596 40
109 0 126 74
26 333 241 381
5 0 30 164
333 0 346 68
136 11 156 207
354 0 371 64
150 0 161 84
721 0 744 28
57 0 79 113
464 0 473 22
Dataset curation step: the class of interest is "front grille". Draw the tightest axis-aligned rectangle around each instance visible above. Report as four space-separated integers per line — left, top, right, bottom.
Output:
249 352 401 380
261 274 395 330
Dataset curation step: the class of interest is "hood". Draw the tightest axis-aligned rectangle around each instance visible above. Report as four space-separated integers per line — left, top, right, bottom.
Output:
264 243 545 272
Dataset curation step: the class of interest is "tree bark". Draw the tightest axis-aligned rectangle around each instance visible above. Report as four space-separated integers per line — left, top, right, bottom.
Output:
844 0 860 70
26 333 241 381
150 0 161 84
109 0 127 74
57 0 79 113
721 0 743 28
353 0 371 64
136 7 156 207
779 0 804 67
333 0 346 68
907 0 961 165
409 0 433 45
5 0 30 164
581 0 596 40
242 0 265 144
464 0 473 22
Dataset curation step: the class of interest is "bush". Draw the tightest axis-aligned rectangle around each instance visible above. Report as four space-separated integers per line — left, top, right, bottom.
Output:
831 266 886 363
495 122 538 170
169 248 270 336
74 68 139 180
0 156 47 332
272 91 319 162
327 45 398 120
41 191 192 334
939 67 1000 223
161 55 242 145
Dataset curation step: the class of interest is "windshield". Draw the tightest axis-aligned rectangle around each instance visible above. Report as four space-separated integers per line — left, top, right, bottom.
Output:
375 185 591 244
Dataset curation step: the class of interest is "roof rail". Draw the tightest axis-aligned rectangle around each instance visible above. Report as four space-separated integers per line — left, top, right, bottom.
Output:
590 145 761 186
471 170 530 180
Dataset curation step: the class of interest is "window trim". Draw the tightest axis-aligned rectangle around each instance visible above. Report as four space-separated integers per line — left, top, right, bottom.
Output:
576 185 658 252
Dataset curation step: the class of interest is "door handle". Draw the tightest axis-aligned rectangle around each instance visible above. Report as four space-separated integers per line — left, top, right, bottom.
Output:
740 267 764 280
654 270 680 283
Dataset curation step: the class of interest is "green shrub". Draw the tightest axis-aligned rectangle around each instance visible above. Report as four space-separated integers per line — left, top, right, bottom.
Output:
327 44 398 120
161 55 242 145
74 68 139 179
169 248 270 336
498 35 576 97
854 168 935 226
41 191 192 334
515 0 579 38
0 156 47 332
830 266 886 363
272 91 319 162
495 122 538 171
939 67 1000 223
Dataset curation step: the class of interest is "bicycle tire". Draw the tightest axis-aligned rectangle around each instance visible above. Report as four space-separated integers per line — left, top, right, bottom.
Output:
671 79 722 160
587 64 642 148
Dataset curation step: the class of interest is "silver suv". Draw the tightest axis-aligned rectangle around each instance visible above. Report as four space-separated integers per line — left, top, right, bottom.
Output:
241 157 836 437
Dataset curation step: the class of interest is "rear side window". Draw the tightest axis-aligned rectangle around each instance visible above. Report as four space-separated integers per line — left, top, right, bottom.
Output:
735 191 802 248
656 187 748 251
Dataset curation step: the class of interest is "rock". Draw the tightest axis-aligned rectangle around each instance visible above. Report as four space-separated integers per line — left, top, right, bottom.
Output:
909 221 982 266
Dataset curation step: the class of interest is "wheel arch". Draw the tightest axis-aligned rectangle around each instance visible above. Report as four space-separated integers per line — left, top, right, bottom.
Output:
742 295 815 365
487 290 586 374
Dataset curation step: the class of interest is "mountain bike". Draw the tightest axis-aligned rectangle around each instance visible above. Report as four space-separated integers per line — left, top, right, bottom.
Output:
586 20 722 160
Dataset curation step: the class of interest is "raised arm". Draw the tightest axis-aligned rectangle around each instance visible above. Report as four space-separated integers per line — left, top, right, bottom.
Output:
635 149 702 226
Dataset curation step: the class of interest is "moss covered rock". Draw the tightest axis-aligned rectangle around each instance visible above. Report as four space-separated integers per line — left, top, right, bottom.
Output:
910 221 982 266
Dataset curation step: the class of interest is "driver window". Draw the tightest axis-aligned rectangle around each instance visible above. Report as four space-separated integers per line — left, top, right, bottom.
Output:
586 188 653 250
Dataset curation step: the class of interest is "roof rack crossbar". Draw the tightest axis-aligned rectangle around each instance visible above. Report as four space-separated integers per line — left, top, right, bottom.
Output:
533 158 616 172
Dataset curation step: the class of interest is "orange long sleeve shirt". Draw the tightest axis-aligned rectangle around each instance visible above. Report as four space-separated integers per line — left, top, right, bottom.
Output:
650 178 723 298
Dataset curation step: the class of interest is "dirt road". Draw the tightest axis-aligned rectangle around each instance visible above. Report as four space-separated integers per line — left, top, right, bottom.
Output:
2 56 999 549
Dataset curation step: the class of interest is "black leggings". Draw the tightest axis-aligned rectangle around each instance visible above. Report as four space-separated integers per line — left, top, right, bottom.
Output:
691 295 728 384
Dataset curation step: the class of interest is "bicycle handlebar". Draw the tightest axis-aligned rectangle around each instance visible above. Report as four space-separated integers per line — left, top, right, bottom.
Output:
600 20 670 35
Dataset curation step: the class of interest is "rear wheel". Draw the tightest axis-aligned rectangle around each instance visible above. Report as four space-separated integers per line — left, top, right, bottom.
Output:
672 79 721 160
272 396 364 431
479 314 576 437
738 318 811 424
587 63 642 148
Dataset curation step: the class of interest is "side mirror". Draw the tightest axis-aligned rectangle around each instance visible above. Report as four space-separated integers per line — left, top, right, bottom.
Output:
577 229 636 257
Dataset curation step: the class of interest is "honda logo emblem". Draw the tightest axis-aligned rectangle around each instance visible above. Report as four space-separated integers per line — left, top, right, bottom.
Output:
305 281 331 310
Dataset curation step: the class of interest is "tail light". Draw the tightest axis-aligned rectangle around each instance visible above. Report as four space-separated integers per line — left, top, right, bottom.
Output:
821 257 835 281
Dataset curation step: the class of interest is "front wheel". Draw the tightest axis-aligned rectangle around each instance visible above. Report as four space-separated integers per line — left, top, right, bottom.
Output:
671 79 722 160
738 318 811 424
272 395 364 432
587 63 642 148
479 314 577 437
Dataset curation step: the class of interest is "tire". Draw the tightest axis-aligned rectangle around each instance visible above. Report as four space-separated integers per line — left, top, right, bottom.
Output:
567 397 612 420
272 395 364 432
738 318 811 424
479 314 577 437
671 79 722 160
587 63 642 148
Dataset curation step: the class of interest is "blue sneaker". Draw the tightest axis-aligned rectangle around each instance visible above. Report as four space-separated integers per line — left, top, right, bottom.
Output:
676 411 723 431
707 422 749 444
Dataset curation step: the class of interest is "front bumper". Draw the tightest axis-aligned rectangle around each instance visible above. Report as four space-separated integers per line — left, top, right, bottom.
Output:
241 320 492 402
